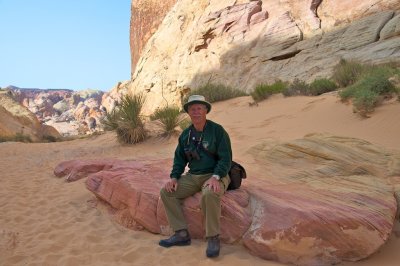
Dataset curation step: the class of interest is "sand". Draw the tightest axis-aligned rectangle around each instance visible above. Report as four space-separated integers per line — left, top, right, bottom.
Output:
1 93 400 266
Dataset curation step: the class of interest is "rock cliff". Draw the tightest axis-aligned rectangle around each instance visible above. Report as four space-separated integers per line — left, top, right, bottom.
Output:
7 86 108 136
127 0 400 114
0 91 61 141
130 0 177 75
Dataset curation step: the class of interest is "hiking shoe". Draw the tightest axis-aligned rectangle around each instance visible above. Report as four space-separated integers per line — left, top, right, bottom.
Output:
206 235 220 258
159 229 191 248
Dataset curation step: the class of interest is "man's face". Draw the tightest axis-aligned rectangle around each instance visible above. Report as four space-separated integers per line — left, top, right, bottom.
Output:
188 103 207 124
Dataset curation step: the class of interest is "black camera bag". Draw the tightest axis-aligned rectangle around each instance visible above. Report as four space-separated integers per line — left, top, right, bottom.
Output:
227 161 247 190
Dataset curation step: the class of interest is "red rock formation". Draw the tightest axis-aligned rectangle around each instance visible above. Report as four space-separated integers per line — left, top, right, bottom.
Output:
55 158 252 241
130 0 177 75
7 86 106 136
54 134 400 265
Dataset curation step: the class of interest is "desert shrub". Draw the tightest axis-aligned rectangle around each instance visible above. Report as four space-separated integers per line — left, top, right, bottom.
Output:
150 106 183 136
15 133 32 142
0 133 32 143
339 72 398 117
332 59 365 87
340 73 396 101
339 85 358 101
42 135 58 142
352 89 380 117
308 78 338 96
365 75 396 95
186 83 247 104
363 63 400 80
282 79 310 96
251 81 287 102
102 93 146 144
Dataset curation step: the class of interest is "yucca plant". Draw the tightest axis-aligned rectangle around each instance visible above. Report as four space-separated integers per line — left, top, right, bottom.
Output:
101 108 119 131
102 93 146 144
150 106 185 136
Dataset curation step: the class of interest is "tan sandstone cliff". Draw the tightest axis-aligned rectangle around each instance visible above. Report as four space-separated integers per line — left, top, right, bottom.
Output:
127 0 400 114
0 91 61 142
130 0 177 75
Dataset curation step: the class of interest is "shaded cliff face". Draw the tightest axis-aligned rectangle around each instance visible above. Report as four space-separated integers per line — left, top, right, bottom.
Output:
128 0 400 114
130 0 177 75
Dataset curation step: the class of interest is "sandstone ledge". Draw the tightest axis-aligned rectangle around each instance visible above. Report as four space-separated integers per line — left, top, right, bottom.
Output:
54 134 400 265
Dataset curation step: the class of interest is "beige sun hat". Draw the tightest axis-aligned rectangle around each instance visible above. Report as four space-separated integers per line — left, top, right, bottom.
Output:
183 95 212 113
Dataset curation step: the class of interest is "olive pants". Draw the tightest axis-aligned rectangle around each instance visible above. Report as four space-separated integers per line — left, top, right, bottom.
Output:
160 173 230 238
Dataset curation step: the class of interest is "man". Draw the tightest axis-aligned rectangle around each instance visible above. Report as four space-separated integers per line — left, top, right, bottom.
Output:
159 95 232 258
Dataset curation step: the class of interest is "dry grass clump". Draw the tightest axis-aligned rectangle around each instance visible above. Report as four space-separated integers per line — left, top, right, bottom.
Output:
0 133 32 143
185 83 247 104
251 81 287 102
150 106 186 137
332 59 365 87
308 78 338 96
282 79 310 96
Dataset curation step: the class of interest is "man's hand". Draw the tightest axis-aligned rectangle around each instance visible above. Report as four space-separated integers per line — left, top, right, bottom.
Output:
203 176 221 193
164 178 178 192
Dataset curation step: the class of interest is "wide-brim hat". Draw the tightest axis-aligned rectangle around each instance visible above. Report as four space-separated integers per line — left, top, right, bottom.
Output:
183 95 212 113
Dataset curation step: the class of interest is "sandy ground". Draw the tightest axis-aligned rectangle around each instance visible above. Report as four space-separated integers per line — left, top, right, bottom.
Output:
1 93 400 266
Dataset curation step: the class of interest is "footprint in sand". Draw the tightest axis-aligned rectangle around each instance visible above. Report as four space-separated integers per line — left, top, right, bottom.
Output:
302 97 326 111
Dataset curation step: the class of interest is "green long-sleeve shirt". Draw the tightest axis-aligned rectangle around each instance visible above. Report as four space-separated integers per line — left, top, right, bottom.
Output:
170 120 232 179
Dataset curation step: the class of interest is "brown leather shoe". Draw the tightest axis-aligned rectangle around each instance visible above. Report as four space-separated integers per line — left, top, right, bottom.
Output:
206 235 220 258
159 229 191 248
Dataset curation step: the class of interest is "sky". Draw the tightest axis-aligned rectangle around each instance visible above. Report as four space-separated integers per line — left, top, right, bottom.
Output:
0 0 131 91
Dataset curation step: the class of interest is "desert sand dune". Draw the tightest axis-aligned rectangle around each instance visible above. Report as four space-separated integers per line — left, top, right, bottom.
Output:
1 93 399 266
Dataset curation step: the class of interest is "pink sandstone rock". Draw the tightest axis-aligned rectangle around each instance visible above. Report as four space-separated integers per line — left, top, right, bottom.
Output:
54 134 399 265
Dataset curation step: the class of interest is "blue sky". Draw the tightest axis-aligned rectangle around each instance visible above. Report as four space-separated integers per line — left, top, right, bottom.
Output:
0 0 131 91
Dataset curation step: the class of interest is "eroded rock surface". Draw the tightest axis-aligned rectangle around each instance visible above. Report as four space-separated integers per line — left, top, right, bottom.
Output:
54 134 400 265
0 91 61 141
126 0 400 114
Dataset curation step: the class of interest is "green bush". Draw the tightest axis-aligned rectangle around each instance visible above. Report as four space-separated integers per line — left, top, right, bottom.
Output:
363 64 400 80
102 93 146 144
339 71 398 117
308 78 338 96
352 89 380 117
339 85 359 101
332 59 365 87
251 81 287 102
186 83 247 104
340 74 396 102
150 106 183 136
282 78 310 96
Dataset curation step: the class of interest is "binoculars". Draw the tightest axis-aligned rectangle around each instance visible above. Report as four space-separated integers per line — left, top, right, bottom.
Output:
184 147 200 161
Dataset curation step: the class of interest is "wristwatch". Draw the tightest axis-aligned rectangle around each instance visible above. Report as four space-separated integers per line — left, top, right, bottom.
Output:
212 174 220 181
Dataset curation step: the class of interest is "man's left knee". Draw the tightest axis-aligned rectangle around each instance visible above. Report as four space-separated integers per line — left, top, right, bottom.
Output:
202 187 220 199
